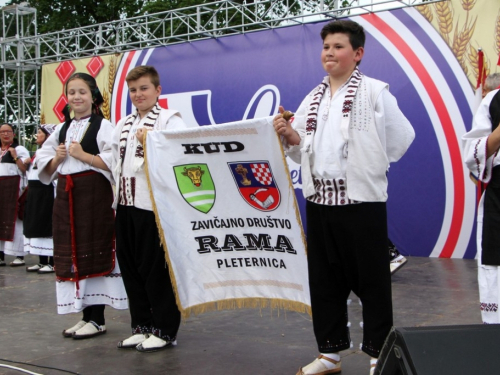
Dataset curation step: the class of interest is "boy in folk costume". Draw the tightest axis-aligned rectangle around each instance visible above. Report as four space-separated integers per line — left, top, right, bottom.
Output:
111 66 191 352
273 20 414 375
463 89 500 324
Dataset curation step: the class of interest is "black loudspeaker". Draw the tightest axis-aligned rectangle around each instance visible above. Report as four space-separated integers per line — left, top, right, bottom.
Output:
375 324 500 375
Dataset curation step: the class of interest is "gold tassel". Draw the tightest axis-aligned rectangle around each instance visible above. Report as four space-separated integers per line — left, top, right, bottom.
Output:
181 298 311 319
143 131 185 315
275 126 308 255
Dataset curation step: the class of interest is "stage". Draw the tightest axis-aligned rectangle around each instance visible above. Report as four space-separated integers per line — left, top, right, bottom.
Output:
0 255 481 375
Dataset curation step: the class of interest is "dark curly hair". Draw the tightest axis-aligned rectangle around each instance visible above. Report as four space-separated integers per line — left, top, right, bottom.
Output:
320 20 365 50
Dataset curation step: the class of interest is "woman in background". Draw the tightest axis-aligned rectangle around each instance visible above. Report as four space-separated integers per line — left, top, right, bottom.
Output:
0 123 29 267
24 124 58 274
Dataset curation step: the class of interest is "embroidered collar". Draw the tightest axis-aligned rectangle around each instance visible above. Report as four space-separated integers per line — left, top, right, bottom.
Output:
74 114 92 121
69 116 92 143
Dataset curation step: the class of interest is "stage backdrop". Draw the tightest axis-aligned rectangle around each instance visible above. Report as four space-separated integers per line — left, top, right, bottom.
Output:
41 2 500 259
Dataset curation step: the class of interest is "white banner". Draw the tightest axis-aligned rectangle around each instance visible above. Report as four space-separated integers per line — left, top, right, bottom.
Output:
144 117 310 317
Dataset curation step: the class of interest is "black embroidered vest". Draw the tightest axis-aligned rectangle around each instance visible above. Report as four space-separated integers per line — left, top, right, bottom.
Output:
58 114 104 155
1 142 19 164
489 90 500 132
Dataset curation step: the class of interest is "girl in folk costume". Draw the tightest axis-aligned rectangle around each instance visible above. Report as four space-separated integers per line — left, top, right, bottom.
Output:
37 72 127 339
0 123 30 267
273 21 414 375
463 89 500 324
23 124 58 274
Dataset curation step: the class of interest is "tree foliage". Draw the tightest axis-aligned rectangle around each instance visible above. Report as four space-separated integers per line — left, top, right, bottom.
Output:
142 0 206 15
5 0 146 33
0 0 350 131
0 0 213 128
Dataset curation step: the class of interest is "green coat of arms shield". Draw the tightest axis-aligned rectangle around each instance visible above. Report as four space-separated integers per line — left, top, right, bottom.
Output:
173 164 215 214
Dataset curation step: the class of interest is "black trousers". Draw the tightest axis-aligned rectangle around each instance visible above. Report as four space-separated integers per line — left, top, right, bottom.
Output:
39 256 54 266
306 201 393 358
482 166 500 265
115 205 181 340
82 305 105 325
0 252 23 261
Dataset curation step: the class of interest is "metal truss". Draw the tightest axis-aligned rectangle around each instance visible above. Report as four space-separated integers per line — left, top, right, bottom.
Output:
32 0 441 64
0 0 441 145
1 2 38 145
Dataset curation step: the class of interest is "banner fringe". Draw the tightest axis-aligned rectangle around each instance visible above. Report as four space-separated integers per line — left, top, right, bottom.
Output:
144 131 186 314
181 298 312 319
275 128 308 255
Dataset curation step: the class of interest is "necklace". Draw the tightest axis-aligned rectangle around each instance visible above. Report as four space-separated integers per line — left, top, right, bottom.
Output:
0 143 12 161
1 143 11 152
